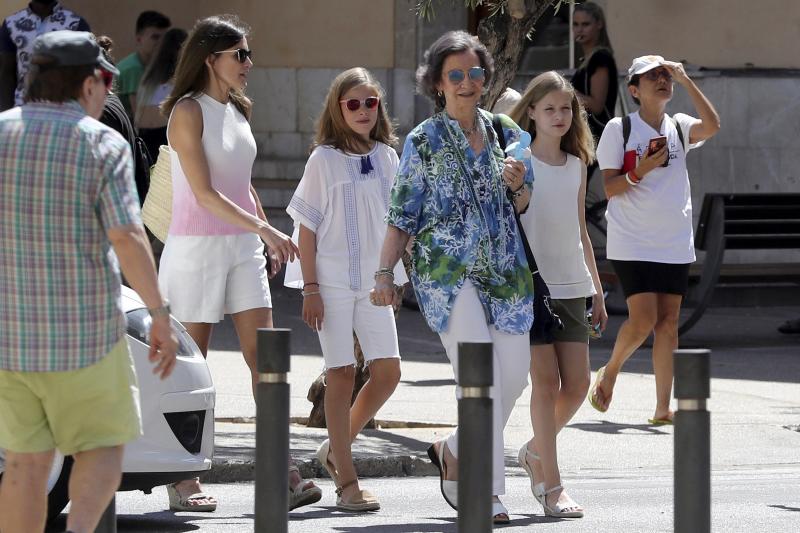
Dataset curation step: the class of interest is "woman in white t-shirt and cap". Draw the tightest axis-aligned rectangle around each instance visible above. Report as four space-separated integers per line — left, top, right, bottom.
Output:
588 55 720 424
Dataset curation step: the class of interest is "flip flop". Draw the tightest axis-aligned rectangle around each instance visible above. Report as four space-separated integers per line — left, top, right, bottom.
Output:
587 365 609 412
647 417 674 426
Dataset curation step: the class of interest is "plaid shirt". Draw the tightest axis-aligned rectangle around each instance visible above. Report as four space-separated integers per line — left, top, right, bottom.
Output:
0 101 141 372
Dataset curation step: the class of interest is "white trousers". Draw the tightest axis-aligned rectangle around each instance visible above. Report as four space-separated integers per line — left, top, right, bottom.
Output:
437 281 531 496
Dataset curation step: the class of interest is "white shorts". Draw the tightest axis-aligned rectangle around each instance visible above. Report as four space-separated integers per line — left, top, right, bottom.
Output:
317 285 400 370
158 233 272 323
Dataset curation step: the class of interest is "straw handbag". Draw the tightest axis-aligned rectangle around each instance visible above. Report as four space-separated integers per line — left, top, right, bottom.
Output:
141 145 172 242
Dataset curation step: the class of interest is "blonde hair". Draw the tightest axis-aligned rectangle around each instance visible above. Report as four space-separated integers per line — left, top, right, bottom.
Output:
312 67 397 153
508 71 595 165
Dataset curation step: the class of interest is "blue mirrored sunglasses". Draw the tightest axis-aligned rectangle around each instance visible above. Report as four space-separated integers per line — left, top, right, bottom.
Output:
446 66 485 84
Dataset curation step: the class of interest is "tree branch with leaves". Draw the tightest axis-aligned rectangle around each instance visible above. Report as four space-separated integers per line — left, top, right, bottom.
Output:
415 0 563 108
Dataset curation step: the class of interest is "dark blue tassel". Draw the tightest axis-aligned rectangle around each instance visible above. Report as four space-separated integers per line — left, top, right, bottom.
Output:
360 155 374 174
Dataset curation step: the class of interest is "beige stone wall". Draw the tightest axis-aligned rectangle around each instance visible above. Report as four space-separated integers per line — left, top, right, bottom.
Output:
52 0 394 68
601 0 800 70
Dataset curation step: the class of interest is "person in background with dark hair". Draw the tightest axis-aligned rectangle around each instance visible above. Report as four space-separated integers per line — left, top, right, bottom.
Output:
134 27 188 159
588 55 720 424
158 14 319 513
117 10 170 117
0 0 90 111
0 30 176 533
96 35 152 206
373 30 534 524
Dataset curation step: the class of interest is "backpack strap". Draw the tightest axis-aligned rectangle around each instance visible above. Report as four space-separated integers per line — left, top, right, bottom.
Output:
492 114 506 152
670 115 685 152
622 114 631 151
622 113 685 153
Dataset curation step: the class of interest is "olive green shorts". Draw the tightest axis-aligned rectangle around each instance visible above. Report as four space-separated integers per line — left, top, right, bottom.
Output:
532 297 590 345
0 338 142 455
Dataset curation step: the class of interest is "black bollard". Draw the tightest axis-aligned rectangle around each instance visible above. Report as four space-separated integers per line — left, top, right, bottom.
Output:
457 342 493 533
255 328 291 533
94 495 116 533
673 349 711 533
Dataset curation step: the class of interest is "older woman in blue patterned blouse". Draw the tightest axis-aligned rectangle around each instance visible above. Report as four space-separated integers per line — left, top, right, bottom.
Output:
371 31 534 523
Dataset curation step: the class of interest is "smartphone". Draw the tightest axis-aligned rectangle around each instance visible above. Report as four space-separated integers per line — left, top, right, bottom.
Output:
648 136 669 167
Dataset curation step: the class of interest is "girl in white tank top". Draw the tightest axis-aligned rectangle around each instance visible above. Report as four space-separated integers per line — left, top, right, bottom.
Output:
508 71 607 518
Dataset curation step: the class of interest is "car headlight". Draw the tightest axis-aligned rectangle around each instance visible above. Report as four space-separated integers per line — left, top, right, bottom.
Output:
125 309 201 359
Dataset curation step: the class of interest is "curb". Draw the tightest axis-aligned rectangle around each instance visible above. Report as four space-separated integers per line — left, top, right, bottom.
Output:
200 454 438 484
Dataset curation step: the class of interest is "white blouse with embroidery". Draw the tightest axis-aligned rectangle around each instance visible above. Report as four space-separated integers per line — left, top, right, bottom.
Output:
284 143 408 291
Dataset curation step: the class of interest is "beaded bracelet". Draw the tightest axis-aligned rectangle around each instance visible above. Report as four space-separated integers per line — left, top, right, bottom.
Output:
303 282 319 289
374 268 394 280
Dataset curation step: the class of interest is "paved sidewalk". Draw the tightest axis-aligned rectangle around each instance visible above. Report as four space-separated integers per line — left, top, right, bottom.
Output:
202 285 800 488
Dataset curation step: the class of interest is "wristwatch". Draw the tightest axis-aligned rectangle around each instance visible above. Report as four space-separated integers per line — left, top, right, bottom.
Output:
148 301 171 319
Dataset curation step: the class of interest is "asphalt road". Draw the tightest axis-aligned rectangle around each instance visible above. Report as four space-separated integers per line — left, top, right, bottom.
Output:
50 468 800 532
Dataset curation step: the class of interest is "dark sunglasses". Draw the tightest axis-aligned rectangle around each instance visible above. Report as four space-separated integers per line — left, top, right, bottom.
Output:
339 96 380 111
642 68 672 81
213 48 253 64
98 68 114 89
446 66 485 84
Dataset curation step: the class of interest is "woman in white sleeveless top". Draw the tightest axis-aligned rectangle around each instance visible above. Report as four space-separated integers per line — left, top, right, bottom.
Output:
158 15 318 513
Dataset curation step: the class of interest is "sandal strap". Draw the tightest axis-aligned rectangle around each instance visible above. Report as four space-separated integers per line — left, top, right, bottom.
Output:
544 484 564 495
335 478 358 496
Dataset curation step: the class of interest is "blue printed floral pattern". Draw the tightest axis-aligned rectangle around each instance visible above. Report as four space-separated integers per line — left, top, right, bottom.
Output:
386 109 534 334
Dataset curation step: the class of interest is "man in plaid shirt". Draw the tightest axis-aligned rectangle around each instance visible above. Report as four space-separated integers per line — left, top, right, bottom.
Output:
0 31 176 533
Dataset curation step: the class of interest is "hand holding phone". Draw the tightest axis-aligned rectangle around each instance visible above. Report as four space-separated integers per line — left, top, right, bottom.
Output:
648 136 669 167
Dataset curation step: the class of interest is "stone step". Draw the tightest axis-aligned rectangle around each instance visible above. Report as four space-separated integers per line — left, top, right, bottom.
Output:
251 157 307 182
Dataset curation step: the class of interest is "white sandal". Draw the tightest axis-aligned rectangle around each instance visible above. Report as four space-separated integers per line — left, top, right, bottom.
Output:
517 443 546 507
492 499 511 524
427 439 458 510
541 485 584 518
288 465 322 511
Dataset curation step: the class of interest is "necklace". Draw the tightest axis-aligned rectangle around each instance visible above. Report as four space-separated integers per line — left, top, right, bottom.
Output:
460 110 480 136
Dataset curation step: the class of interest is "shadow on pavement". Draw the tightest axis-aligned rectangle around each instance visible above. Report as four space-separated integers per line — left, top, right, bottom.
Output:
47 512 203 532
567 420 672 436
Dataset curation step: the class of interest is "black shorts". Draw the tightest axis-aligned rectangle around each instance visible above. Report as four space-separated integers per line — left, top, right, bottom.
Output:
610 260 691 298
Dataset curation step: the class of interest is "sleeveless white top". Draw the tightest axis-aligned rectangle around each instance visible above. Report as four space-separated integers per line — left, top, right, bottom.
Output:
167 93 257 235
519 153 595 299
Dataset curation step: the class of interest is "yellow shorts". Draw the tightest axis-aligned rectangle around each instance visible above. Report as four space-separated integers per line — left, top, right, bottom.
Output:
0 338 142 455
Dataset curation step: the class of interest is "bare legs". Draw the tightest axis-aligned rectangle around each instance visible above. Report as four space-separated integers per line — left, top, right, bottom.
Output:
0 446 124 533
0 450 54 533
526 342 590 512
592 292 682 420
325 357 401 501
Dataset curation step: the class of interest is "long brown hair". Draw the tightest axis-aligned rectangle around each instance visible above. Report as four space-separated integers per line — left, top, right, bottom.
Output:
575 1 613 68
312 67 397 153
161 15 251 120
509 71 595 165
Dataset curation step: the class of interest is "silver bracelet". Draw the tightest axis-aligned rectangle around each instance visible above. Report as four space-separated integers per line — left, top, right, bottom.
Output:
302 290 320 297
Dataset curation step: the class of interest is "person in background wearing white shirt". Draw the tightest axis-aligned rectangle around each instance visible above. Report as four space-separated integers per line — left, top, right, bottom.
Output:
285 67 405 512
588 55 720 424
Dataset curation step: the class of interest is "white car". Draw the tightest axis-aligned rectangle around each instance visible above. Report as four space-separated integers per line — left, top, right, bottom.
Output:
0 286 215 522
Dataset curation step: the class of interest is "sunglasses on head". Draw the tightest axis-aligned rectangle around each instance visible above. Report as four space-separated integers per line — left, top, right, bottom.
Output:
642 68 672 81
213 48 253 64
98 68 114 89
446 66 485 84
339 96 380 111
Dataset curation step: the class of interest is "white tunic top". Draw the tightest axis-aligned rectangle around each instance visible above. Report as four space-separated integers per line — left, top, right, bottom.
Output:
284 143 408 291
596 111 705 263
519 153 595 299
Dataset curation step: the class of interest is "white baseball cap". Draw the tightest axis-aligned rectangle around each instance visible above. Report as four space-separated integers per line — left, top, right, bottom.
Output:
627 55 665 82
